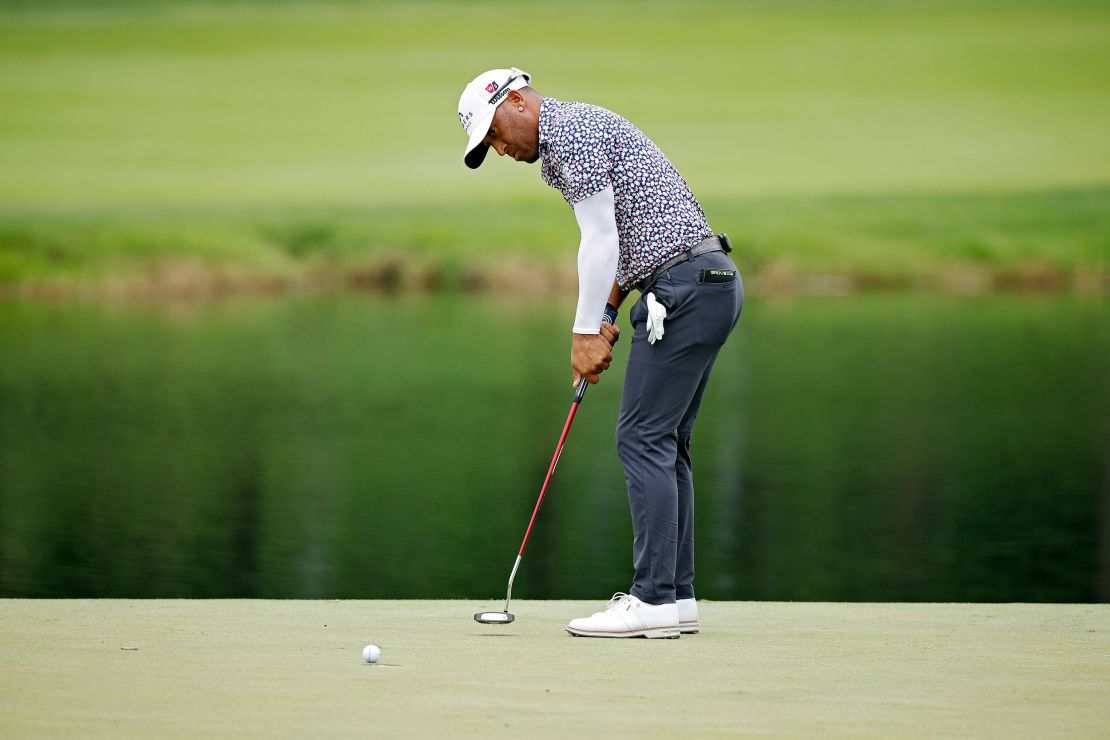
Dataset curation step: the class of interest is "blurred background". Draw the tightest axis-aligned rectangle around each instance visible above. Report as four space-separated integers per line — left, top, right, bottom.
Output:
0 0 1106 601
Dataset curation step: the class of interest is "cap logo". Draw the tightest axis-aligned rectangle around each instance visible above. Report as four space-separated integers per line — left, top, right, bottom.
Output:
485 81 498 94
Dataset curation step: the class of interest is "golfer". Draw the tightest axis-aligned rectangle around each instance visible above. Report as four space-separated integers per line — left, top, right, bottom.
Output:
457 68 743 638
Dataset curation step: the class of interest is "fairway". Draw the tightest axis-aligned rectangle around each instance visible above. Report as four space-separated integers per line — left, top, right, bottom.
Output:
3 600 1108 736
3 0 1109 206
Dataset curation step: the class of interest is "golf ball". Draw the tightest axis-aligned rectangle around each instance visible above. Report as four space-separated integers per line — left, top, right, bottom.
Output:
362 644 381 663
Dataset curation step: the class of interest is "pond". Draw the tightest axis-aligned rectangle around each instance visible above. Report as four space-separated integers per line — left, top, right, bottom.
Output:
0 292 1106 602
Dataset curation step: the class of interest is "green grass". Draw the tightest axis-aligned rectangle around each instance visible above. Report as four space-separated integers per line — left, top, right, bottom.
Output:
2 600 1109 736
1 0 1108 290
2 187 1105 291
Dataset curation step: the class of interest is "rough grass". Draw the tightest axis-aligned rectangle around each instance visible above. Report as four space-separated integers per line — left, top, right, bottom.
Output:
2 600 1108 737
1 186 1107 296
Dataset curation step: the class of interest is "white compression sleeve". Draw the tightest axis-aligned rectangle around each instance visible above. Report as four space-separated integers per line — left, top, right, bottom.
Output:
571 185 619 334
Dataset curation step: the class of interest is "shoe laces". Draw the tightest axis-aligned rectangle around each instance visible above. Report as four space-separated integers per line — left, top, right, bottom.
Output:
605 592 636 612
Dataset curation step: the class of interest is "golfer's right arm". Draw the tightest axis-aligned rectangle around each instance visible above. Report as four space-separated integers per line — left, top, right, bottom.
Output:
570 185 619 385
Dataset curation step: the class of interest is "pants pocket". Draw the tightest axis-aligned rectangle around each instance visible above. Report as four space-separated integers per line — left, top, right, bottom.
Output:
696 268 738 286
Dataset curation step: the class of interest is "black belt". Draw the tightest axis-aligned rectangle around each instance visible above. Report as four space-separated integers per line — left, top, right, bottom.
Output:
633 233 733 292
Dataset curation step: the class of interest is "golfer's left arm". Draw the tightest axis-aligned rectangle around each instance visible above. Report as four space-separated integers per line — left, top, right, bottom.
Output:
570 185 620 384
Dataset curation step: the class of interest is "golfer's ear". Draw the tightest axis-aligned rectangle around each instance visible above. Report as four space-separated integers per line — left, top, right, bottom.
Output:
506 90 524 108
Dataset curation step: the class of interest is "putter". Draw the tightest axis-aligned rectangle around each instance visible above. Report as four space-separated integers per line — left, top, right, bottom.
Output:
474 378 589 625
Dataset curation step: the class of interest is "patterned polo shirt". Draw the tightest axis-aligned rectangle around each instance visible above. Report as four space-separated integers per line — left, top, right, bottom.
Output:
538 97 713 290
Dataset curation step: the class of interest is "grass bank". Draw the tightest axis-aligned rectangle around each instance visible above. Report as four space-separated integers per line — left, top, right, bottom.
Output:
2 185 1106 298
2 599 1108 736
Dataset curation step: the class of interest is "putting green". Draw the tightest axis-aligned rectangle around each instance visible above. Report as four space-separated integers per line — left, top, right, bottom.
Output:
2 600 1108 736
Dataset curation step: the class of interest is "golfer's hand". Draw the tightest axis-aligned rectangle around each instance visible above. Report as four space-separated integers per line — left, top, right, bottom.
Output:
571 333 613 386
599 321 620 347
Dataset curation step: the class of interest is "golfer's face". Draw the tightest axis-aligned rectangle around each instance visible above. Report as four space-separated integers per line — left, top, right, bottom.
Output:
483 106 538 164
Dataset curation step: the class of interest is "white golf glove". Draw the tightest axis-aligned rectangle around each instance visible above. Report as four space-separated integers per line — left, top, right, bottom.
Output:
645 292 667 345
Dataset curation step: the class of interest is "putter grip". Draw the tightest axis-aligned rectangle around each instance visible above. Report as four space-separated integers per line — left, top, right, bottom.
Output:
572 306 613 403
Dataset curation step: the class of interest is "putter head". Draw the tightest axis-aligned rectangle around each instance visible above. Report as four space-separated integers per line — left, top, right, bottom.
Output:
474 611 515 624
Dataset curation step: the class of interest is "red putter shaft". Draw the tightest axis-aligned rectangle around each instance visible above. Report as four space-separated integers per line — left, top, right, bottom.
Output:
475 378 592 622
517 393 584 556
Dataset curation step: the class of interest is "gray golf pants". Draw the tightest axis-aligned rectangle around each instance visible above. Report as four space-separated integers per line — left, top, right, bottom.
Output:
617 250 743 606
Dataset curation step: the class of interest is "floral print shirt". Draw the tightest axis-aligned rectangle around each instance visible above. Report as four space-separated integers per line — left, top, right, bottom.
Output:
538 97 713 290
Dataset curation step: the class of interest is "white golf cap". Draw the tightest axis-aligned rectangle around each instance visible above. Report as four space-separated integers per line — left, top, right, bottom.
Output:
458 67 531 169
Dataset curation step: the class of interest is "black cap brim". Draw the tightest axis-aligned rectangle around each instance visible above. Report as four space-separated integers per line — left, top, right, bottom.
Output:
465 143 489 170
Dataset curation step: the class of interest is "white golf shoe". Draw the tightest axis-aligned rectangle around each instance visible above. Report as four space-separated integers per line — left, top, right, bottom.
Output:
565 593 680 639
677 598 699 634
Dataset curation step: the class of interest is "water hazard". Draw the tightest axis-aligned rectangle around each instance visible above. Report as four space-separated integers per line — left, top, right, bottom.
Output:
1 293 1106 601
